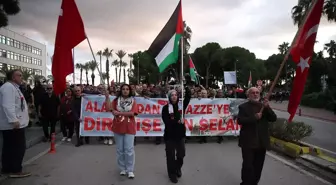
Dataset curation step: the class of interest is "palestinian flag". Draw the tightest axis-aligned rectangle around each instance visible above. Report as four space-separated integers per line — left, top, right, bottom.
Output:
189 56 199 84
248 71 252 88
147 0 183 73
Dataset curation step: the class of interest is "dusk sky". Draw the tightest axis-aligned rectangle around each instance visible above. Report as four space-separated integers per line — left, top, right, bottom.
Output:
7 0 336 83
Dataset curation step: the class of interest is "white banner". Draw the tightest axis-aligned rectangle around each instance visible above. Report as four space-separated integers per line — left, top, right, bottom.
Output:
80 95 247 137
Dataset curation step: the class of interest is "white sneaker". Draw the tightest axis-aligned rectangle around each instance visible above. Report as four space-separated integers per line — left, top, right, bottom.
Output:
120 170 126 176
67 138 71 142
104 139 108 145
108 139 113 145
61 137 67 142
128 172 135 179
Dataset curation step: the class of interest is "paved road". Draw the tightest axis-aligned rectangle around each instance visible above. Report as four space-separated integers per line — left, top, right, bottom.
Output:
274 110 336 154
1 141 328 185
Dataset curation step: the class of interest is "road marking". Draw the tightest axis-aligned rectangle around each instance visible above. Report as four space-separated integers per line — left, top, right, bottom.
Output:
0 142 62 183
23 142 61 166
266 152 334 185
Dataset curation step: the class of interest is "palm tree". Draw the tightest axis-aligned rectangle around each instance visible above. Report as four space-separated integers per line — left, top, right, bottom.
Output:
83 62 90 85
183 21 192 53
128 54 133 70
324 0 336 22
102 48 113 86
115 50 127 84
121 61 127 83
278 42 290 55
292 0 336 27
88 60 98 85
75 63 84 84
101 72 108 82
112 59 119 83
96 50 103 84
324 40 336 60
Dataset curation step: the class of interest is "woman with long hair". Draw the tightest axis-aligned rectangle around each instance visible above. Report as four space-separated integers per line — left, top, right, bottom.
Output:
105 84 138 179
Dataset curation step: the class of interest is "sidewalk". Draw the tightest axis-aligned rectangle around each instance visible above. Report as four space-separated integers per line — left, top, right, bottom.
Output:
270 101 336 122
0 125 60 168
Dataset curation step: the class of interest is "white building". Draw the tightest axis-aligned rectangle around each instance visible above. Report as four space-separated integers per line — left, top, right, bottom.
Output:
0 28 47 84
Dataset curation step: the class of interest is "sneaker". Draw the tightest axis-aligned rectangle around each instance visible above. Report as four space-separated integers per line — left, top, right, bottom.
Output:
104 139 108 145
9 172 31 178
108 139 113 145
67 138 72 142
128 172 135 179
61 137 67 142
120 170 126 176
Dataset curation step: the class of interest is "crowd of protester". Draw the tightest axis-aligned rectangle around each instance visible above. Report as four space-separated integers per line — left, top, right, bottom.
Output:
0 78 254 146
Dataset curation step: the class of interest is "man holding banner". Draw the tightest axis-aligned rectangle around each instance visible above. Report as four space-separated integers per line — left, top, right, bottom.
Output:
161 86 191 183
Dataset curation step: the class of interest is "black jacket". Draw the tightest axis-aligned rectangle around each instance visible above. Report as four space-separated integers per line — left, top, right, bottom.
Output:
237 101 277 150
162 87 191 141
72 96 82 122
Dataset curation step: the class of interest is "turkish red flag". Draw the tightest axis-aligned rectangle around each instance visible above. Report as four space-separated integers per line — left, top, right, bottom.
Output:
52 0 86 95
287 0 324 122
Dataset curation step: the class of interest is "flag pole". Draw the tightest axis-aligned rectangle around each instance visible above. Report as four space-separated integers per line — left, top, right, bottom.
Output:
72 48 75 84
261 0 318 112
180 36 184 121
86 36 103 85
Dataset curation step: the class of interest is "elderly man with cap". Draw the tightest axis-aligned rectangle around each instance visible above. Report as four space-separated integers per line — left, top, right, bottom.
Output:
161 86 191 183
237 87 277 185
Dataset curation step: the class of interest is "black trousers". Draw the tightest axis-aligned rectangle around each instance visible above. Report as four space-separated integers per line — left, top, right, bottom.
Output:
42 117 57 139
60 119 74 138
1 128 26 173
165 139 185 177
241 147 266 185
75 121 89 144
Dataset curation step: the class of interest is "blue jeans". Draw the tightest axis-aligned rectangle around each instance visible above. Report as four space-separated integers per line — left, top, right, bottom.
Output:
114 133 135 172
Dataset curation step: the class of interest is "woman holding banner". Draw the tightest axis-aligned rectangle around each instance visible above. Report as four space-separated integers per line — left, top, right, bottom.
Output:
105 84 138 179
161 86 191 183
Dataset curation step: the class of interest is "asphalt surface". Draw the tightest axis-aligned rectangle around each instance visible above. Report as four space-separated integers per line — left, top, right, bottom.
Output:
274 110 336 154
1 140 328 185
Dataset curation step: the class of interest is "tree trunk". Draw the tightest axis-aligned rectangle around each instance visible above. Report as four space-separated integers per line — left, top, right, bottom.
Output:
91 73 95 85
115 68 118 83
80 71 83 85
106 70 110 87
123 68 126 83
86 72 89 85
118 61 122 84
205 66 210 88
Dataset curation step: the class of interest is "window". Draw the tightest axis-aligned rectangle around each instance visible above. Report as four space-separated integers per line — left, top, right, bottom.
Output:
1 35 5 44
14 53 18 60
28 45 32 52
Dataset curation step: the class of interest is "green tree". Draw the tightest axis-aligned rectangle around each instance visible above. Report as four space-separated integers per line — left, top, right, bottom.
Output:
130 51 159 84
0 0 20 27
278 42 290 55
88 60 98 85
192 42 221 87
121 61 127 83
75 63 84 84
115 50 127 84
324 40 336 59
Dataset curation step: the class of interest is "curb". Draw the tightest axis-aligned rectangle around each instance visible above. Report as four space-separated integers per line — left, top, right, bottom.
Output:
272 108 336 123
300 154 336 174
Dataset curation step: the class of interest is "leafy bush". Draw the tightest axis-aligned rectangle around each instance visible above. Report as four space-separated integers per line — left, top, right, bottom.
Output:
301 92 328 108
269 118 313 142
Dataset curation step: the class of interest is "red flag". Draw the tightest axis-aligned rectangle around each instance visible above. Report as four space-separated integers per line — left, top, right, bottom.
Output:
52 0 86 95
287 0 324 122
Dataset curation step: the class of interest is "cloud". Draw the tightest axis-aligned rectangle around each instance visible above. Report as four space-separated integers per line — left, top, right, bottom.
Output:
4 0 336 79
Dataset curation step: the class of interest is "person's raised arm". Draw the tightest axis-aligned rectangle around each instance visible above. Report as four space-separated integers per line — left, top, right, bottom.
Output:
183 86 191 111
